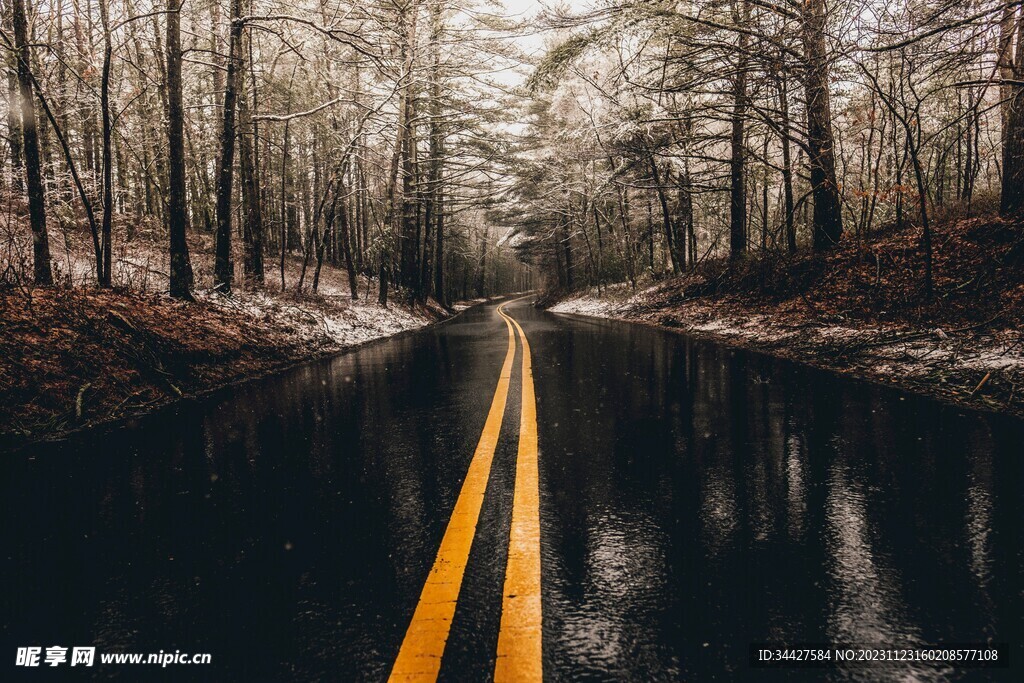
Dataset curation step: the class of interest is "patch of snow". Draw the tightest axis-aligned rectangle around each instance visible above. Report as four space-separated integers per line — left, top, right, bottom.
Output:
549 284 641 317
548 283 1024 388
452 297 488 312
195 289 431 351
549 295 622 317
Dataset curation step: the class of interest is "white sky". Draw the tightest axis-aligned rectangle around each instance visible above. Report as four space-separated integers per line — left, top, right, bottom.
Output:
484 0 594 88
498 0 594 56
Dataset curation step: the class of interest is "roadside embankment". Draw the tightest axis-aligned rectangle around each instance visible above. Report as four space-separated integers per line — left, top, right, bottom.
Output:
546 215 1024 417
0 285 444 448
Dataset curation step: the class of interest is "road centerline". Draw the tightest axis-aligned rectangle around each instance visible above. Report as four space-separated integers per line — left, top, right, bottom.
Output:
495 300 544 682
388 305 518 683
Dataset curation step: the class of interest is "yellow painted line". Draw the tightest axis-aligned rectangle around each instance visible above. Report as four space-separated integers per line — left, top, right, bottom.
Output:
495 300 544 682
388 306 517 683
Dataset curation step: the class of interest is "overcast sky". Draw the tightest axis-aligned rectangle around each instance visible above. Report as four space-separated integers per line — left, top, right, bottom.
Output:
498 0 594 57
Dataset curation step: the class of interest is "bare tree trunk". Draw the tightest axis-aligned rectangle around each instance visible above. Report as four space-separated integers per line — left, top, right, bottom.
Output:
280 119 290 291
166 0 194 298
998 6 1017 151
11 0 51 284
761 134 769 253
214 0 243 292
803 0 844 248
378 261 389 306
238 36 264 286
380 2 418 306
776 61 796 253
311 196 336 293
398 2 420 297
648 155 683 273
18 51 100 283
477 230 489 295
4 2 23 192
677 168 694 267
729 0 749 260
338 187 358 299
427 0 444 305
433 186 444 305
98 0 113 286
1000 11 1024 214
399 84 419 295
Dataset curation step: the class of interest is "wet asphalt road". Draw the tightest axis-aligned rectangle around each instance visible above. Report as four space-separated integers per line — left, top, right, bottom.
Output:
1 297 1021 681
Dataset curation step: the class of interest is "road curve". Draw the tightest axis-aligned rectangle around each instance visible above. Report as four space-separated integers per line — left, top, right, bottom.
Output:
1 297 1020 682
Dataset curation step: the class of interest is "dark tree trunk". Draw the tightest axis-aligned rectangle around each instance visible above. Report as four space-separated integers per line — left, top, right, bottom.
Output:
776 62 797 253
4 7 23 193
238 45 264 286
677 170 694 267
337 189 358 299
802 0 844 248
214 0 243 292
648 155 683 273
433 186 444 305
22 45 100 284
312 196 337 294
559 219 572 289
729 0 749 260
11 0 51 284
280 119 289 291
428 1 445 306
378 262 389 306
1001 21 1024 214
393 1 419 298
399 81 418 296
98 0 113 286
166 0 194 299
477 233 489 295
1002 96 1024 214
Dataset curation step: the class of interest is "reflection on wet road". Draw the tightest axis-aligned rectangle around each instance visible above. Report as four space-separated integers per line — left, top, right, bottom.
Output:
1 298 1020 681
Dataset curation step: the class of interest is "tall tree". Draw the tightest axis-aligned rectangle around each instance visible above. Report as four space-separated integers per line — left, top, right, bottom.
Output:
98 0 113 286
802 0 843 248
214 0 244 292
4 3 22 192
166 0 194 298
238 39 264 286
1000 6 1024 214
10 0 51 284
729 0 749 260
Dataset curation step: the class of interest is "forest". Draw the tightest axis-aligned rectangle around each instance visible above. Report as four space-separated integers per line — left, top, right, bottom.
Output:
1 3 1022 678
2 0 1024 436
2 0 1023 297
0 0 537 301
507 0 1024 294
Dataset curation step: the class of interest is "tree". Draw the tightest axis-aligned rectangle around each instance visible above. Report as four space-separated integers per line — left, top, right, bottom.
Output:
238 19 264 286
166 0 194 299
98 0 113 286
214 0 244 293
729 0 749 259
802 0 843 249
10 0 51 285
1000 5 1024 214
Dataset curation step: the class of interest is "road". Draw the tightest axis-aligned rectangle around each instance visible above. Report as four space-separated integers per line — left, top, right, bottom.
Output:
1 297 1020 681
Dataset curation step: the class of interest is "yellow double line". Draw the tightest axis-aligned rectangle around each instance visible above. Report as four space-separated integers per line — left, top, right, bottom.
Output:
388 299 543 682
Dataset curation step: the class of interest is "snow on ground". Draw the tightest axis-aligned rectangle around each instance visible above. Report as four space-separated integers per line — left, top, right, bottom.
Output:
452 298 488 312
195 289 431 352
549 288 1024 382
31 222 437 351
549 283 645 317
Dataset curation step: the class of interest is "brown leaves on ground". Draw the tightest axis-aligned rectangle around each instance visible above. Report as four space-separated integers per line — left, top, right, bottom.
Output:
0 287 313 446
645 215 1024 330
599 214 1024 416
